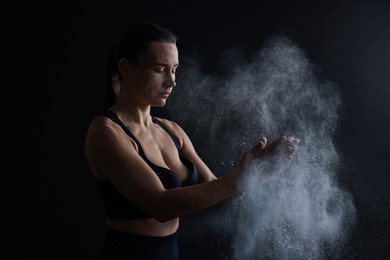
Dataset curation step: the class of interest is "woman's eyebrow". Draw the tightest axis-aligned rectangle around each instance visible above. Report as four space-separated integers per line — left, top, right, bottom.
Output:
153 62 179 67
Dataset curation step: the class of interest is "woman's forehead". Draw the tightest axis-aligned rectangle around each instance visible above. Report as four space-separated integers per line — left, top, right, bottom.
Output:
142 42 179 64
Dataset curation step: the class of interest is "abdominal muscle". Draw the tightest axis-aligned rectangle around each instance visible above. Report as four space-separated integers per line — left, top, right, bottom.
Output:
106 217 180 237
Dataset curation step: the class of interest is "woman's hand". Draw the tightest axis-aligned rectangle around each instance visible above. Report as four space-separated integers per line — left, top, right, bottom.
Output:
237 136 300 175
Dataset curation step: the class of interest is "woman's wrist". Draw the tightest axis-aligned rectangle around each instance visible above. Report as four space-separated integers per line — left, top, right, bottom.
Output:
229 169 245 194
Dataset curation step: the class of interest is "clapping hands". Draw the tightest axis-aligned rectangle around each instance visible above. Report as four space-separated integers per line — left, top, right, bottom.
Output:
238 136 300 176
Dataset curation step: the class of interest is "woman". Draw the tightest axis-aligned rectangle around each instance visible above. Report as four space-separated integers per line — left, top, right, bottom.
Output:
85 22 299 259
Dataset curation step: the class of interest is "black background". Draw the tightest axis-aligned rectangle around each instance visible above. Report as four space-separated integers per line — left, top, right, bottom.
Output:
4 0 389 259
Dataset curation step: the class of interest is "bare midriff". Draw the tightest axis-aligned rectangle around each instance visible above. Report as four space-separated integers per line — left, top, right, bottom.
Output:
106 217 179 237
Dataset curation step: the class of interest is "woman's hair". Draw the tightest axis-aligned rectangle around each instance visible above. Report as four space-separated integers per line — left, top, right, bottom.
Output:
105 22 178 110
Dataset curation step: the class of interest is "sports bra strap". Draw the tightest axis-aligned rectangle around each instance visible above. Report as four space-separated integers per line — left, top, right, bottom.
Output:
104 110 144 153
104 111 180 151
152 117 181 150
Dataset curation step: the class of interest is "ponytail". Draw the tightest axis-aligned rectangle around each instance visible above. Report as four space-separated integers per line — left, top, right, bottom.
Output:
105 45 119 111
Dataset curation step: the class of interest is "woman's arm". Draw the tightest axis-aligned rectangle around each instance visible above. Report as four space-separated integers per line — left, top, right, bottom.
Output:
85 116 242 223
86 116 298 223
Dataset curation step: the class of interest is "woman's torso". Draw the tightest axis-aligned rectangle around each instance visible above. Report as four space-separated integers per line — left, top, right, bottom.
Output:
89 111 198 237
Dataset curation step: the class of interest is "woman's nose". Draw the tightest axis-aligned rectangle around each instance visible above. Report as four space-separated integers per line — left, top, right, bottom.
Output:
164 73 176 88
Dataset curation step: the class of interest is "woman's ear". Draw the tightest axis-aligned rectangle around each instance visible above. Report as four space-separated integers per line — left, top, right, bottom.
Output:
118 58 130 78
112 72 120 98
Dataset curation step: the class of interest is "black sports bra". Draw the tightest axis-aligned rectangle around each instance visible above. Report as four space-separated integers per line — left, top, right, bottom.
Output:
96 110 198 220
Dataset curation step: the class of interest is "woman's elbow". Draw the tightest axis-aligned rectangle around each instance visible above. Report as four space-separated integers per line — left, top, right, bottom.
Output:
146 191 184 222
153 211 179 223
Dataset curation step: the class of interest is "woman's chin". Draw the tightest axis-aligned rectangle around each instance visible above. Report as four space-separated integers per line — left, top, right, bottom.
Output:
152 100 167 108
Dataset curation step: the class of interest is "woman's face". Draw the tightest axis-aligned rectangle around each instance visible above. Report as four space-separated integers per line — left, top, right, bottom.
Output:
127 41 179 107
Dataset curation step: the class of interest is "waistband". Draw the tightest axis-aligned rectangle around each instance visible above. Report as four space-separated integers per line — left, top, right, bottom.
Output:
105 226 178 245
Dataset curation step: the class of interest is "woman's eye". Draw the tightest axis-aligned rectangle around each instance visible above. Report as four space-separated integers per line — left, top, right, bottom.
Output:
155 67 165 72
154 66 177 74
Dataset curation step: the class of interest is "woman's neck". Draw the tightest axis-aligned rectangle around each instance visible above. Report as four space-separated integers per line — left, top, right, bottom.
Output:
110 102 152 127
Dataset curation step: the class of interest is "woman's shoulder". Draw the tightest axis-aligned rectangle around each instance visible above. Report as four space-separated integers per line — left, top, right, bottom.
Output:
88 114 114 128
87 114 123 138
154 117 183 133
154 117 191 148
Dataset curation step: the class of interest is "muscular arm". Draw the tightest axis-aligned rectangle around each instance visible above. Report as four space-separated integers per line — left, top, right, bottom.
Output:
85 117 239 223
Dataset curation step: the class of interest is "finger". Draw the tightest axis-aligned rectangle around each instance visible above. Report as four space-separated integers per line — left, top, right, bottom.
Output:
259 137 267 149
251 137 267 154
286 136 300 145
286 137 299 155
287 145 299 156
266 136 287 154
285 155 294 162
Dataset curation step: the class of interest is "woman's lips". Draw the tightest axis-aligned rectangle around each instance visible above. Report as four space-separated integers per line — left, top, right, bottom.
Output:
159 92 171 98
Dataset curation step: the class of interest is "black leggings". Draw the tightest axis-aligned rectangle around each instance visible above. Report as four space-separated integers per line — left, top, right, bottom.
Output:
96 227 179 260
